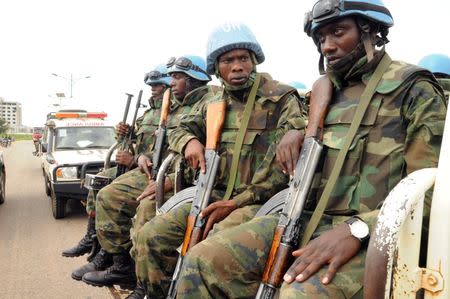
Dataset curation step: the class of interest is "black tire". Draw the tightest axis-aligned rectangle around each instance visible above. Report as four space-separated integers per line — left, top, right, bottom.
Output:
0 170 5 204
51 188 66 219
44 175 51 196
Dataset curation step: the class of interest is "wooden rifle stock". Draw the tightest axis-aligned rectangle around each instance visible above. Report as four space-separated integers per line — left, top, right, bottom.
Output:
180 215 204 256
305 76 332 138
159 89 171 126
206 100 227 150
261 226 291 285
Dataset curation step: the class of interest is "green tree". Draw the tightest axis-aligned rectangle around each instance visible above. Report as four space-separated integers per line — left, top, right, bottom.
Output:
0 118 9 134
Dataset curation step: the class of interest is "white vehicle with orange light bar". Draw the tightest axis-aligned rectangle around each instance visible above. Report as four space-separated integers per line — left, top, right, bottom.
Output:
40 109 116 219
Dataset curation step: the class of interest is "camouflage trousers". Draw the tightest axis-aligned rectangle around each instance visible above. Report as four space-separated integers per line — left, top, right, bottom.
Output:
85 167 118 215
177 214 365 299
96 168 154 254
134 203 262 299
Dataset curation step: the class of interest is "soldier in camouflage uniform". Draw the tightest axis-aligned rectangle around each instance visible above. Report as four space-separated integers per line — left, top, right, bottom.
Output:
133 23 306 298
418 53 450 103
80 55 214 296
176 1 447 298
62 64 171 262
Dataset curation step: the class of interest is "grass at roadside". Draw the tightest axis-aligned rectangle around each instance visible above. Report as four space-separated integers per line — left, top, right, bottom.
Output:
4 134 33 141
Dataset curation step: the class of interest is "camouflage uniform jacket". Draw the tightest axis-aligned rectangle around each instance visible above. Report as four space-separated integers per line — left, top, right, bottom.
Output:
169 72 307 207
307 52 446 228
134 98 162 155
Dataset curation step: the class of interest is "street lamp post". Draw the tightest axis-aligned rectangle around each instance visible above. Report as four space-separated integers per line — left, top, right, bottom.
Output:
51 73 91 98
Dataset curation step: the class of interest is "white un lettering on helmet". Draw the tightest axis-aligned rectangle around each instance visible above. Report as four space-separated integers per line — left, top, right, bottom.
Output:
221 22 242 33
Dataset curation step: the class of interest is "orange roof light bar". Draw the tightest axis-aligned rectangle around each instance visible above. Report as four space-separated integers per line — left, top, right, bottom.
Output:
55 112 108 119
87 112 108 118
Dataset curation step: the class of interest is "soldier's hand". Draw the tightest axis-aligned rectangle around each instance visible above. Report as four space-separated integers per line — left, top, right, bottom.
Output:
115 122 130 137
115 150 134 168
136 178 173 201
276 130 304 176
200 200 238 239
184 138 206 174
137 155 153 178
283 222 360 285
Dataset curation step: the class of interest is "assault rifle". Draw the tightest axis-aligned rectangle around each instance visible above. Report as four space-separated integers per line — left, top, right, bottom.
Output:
151 89 171 180
256 85 331 299
166 100 227 299
116 90 142 176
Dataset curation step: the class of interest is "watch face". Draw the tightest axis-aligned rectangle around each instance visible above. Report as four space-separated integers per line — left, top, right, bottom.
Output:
350 220 369 239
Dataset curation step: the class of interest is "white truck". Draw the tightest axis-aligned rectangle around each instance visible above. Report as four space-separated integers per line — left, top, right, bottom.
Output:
40 110 116 219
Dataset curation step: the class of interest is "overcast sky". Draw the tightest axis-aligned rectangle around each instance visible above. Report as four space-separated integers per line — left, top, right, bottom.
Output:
0 0 449 127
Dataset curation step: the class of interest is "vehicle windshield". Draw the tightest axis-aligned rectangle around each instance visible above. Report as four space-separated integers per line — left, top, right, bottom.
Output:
54 127 115 150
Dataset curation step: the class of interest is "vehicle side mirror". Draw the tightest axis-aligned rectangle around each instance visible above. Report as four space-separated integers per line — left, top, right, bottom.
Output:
41 143 48 153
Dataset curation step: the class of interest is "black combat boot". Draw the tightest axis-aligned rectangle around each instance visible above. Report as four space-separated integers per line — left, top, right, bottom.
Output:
82 251 137 290
62 216 95 257
86 234 100 262
71 249 113 281
125 281 145 299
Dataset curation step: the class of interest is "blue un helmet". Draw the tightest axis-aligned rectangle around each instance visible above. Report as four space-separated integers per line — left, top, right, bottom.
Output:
206 22 265 75
166 55 211 82
289 81 307 90
144 64 171 86
304 0 393 38
418 54 450 77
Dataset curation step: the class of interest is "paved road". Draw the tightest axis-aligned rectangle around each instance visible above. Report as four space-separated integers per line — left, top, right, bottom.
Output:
0 140 110 299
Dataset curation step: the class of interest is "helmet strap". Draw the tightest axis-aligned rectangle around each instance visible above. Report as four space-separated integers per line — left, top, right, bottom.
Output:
362 33 374 62
357 18 375 62
319 54 326 75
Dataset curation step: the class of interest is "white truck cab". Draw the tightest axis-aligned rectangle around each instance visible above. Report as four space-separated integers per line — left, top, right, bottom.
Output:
40 110 116 219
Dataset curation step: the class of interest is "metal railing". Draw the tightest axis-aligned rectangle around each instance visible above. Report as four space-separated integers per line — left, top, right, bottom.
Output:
365 105 450 298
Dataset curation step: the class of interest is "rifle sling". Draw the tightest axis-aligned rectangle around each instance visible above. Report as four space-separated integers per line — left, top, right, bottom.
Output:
300 53 392 247
223 73 262 201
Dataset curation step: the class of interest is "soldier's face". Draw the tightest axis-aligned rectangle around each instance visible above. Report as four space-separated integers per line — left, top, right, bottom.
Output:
218 49 254 86
316 17 361 66
150 83 166 99
170 72 188 100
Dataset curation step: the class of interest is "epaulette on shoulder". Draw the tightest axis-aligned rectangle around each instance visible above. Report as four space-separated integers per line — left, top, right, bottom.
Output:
207 84 223 94
373 60 435 94
259 73 298 102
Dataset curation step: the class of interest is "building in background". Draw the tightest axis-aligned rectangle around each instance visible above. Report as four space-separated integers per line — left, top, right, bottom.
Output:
0 97 24 133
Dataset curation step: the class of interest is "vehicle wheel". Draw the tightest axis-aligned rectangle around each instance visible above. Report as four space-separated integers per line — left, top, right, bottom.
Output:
0 171 5 204
44 175 51 196
50 188 66 219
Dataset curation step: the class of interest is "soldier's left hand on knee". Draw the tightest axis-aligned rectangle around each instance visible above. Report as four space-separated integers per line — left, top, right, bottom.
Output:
200 200 238 239
137 180 157 201
283 223 360 285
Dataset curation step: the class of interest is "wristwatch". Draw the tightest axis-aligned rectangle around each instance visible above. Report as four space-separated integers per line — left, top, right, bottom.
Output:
345 216 369 244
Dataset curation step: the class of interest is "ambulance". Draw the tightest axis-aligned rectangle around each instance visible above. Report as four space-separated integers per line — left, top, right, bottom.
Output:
40 110 116 219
